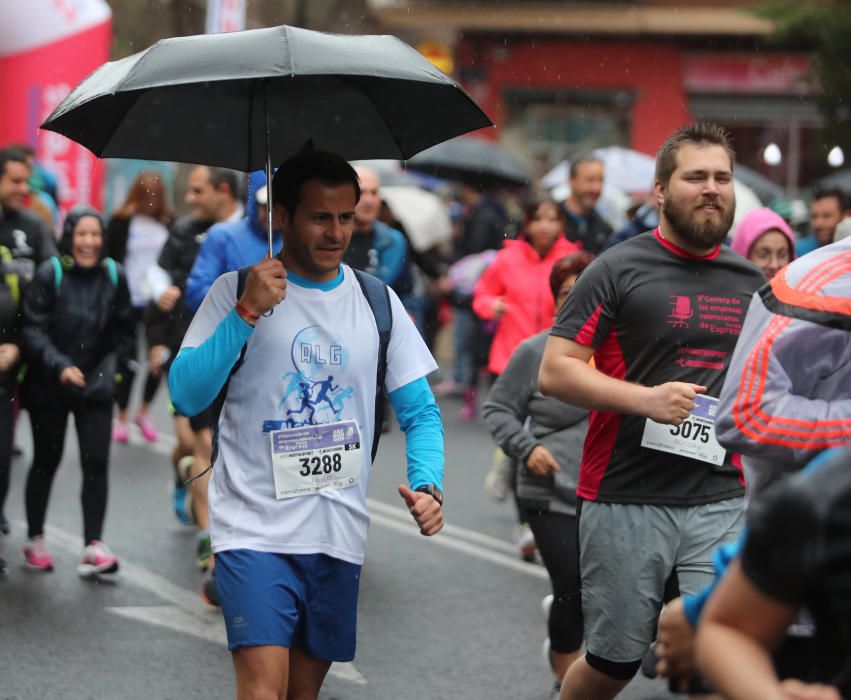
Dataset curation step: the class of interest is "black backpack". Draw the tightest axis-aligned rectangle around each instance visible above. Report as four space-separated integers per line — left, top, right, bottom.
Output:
210 266 393 466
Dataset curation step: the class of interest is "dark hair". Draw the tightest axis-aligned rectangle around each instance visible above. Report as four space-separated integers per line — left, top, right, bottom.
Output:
271 150 360 220
812 186 849 212
208 167 241 200
569 153 603 179
655 122 735 187
523 196 564 224
0 147 29 179
549 251 595 301
8 143 35 158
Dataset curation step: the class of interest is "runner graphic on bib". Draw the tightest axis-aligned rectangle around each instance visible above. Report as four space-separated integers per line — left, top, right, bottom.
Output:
263 325 364 499
641 394 726 465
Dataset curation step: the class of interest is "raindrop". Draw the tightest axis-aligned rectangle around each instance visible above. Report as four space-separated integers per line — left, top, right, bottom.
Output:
762 143 782 166
828 146 845 168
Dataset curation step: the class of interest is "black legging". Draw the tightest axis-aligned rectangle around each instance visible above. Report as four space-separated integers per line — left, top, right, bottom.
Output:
25 400 112 543
115 307 160 412
526 509 583 654
0 391 15 516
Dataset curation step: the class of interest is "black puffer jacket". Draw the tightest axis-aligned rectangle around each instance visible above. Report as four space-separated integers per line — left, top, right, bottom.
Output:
21 256 135 407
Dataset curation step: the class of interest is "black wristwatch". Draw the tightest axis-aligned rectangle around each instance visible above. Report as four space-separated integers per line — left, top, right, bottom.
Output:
415 484 444 506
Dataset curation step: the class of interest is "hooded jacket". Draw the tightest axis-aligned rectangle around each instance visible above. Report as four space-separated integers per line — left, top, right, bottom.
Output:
483 330 588 515
185 171 282 312
730 207 796 261
473 235 579 374
20 207 135 406
716 237 851 497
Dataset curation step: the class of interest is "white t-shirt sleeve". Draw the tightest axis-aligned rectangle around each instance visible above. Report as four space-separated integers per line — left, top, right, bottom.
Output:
181 271 239 350
384 287 438 393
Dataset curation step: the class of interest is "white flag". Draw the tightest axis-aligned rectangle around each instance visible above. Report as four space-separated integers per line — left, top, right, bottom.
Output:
206 0 246 34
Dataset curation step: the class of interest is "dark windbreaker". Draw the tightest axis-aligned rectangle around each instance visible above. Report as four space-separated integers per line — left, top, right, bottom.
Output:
20 257 135 406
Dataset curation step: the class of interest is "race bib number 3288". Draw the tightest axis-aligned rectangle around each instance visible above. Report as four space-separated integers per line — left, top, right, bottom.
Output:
640 395 727 465
270 420 362 499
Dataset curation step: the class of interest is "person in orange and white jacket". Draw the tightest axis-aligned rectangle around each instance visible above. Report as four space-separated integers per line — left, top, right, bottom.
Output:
716 236 851 499
473 198 580 377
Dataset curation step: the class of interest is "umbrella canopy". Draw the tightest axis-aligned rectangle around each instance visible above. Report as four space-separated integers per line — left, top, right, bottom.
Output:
541 146 655 194
406 136 531 186
40 24 492 170
814 168 851 194
380 185 451 252
733 164 785 204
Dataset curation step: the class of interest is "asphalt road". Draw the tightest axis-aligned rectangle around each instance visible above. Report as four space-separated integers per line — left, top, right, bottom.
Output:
0 384 675 700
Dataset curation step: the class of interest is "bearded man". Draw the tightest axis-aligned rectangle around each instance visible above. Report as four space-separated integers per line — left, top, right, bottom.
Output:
539 123 766 700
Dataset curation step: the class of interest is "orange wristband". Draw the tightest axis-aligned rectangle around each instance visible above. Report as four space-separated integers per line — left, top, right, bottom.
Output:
235 302 259 322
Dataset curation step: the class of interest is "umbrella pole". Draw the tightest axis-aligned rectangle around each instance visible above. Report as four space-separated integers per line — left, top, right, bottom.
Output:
264 81 274 258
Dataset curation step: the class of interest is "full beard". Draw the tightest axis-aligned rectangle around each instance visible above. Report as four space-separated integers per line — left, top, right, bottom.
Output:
663 197 735 249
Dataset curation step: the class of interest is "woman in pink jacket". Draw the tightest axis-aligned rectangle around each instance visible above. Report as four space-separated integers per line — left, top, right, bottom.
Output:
473 198 580 377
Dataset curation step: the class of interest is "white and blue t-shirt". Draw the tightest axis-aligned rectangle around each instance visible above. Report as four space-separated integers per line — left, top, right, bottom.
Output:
180 265 438 565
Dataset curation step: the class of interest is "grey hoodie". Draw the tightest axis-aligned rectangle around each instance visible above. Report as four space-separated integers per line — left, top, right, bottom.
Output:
483 330 588 515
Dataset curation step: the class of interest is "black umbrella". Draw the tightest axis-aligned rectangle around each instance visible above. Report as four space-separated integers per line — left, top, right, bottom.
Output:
406 136 531 187
40 24 492 253
734 164 785 205
815 168 851 194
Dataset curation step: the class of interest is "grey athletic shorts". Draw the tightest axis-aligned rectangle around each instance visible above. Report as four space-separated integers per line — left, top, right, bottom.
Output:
578 497 744 664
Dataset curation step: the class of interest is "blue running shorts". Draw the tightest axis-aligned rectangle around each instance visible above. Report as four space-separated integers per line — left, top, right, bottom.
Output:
215 549 361 661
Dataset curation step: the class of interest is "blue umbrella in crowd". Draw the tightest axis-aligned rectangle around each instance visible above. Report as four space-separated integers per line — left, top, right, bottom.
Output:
40 24 492 254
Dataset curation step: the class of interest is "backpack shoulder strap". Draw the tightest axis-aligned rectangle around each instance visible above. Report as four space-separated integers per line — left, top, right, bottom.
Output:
102 257 118 288
210 265 256 465
353 269 393 463
50 256 62 291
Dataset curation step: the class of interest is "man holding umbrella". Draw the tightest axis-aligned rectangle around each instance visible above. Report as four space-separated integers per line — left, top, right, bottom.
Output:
169 150 445 698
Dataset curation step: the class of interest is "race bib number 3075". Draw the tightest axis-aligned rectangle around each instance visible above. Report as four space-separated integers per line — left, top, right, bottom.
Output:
640 395 727 465
270 420 362 499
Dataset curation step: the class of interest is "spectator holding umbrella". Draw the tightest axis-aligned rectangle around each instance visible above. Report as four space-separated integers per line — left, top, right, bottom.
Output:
105 170 172 443
20 205 135 575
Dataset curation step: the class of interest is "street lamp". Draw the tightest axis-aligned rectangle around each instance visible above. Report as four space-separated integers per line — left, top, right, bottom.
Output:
828 146 845 168
763 143 782 166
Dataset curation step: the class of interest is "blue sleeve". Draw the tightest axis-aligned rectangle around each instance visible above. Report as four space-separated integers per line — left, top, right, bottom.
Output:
378 229 407 287
185 228 225 312
168 308 254 416
388 377 444 491
682 535 746 626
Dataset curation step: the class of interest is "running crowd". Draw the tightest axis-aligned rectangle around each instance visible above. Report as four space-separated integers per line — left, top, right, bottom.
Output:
0 120 849 700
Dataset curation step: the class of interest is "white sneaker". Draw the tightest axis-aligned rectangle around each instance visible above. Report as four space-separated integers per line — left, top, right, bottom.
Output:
541 593 554 621
77 540 119 577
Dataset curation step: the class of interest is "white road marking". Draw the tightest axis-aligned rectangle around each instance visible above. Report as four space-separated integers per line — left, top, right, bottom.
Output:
38 521 366 685
139 432 545 579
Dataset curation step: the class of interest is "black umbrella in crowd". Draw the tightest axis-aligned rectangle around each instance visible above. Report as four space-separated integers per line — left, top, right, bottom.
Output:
40 24 492 254
733 164 785 205
406 136 532 187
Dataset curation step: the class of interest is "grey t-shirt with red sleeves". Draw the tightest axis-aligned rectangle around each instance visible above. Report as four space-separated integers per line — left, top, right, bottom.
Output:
551 229 765 506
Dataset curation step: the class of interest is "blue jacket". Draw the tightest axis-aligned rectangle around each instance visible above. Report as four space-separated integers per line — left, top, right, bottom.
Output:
370 220 408 287
185 171 282 312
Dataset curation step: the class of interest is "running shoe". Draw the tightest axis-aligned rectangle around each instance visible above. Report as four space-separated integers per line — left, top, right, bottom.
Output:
513 522 537 563
23 535 54 571
200 565 220 607
458 387 477 421
134 414 158 442
483 448 511 502
77 540 119 577
541 593 554 622
112 420 129 444
0 510 9 535
433 378 462 398
196 531 212 571
172 457 195 525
